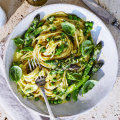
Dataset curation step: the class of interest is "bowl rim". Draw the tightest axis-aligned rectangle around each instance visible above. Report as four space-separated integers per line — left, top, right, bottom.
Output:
3 3 119 119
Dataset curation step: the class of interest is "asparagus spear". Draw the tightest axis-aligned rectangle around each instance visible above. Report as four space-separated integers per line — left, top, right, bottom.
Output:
83 41 102 76
58 41 103 100
25 27 43 46
13 15 40 47
61 55 85 70
72 60 103 101
72 87 81 101
24 15 44 46
24 14 40 39
60 75 90 100
90 61 104 76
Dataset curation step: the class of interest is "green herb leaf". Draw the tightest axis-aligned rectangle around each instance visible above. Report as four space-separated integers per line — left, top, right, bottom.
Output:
80 40 94 56
55 44 65 55
61 21 75 36
81 80 98 94
13 37 24 46
9 66 22 82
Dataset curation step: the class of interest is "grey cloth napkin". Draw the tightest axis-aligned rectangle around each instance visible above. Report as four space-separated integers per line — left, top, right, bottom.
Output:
0 40 43 120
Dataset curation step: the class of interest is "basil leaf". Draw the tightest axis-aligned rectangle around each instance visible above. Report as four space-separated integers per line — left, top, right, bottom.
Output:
81 80 98 94
55 44 65 55
13 37 24 46
80 40 94 56
22 47 33 52
61 21 75 36
9 66 22 82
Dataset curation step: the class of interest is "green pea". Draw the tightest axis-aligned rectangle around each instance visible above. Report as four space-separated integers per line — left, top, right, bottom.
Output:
73 15 78 20
51 100 54 104
51 82 54 86
35 97 40 101
48 100 51 103
85 22 89 26
46 38 50 41
54 100 58 104
59 91 64 96
87 36 92 40
58 99 62 104
68 15 73 20
53 90 57 94
50 27 56 31
16 49 21 52
77 17 81 21
89 22 93 27
40 47 46 53
53 78 57 81
50 70 57 75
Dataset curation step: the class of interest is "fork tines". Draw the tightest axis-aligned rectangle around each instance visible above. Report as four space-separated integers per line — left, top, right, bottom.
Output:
28 56 41 72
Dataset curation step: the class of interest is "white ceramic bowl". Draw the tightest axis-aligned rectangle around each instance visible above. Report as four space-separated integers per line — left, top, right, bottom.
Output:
3 4 118 118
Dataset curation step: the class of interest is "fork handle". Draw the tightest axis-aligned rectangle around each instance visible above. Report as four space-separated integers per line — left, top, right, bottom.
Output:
40 87 60 120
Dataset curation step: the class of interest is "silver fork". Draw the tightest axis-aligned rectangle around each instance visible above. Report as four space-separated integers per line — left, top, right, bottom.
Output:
28 57 60 120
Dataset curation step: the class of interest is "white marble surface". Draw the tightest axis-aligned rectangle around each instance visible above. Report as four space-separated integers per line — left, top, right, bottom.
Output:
0 0 120 120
